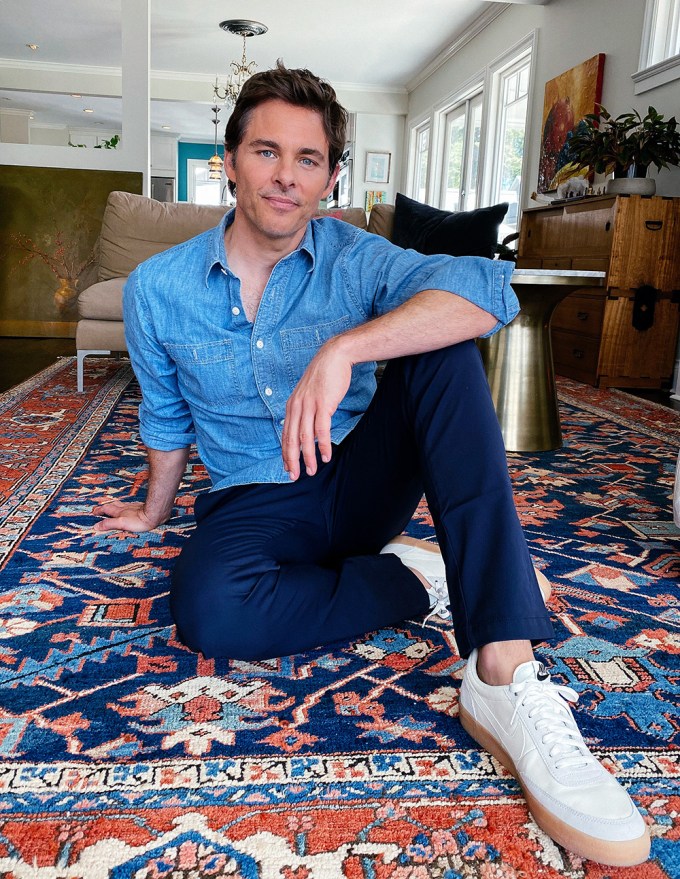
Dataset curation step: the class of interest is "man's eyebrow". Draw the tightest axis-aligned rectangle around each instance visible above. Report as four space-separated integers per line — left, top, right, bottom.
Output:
248 138 326 160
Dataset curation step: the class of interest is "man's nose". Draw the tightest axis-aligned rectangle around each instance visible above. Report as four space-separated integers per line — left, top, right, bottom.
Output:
272 156 296 188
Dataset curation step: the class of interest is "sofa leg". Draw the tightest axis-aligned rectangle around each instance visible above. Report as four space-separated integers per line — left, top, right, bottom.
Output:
77 350 112 392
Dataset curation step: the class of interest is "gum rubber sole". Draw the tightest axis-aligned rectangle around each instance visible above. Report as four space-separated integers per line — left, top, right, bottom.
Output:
459 704 651 867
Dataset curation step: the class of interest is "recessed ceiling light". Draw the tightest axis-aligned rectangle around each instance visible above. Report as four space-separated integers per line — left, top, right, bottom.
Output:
83 108 94 113
71 93 82 98
161 125 171 130
26 43 38 51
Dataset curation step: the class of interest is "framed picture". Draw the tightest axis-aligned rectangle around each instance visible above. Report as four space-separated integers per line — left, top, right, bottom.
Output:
538 53 605 193
364 190 387 212
365 152 391 184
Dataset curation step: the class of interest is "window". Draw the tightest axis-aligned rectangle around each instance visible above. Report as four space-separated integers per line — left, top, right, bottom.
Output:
405 34 534 235
488 54 531 237
635 0 680 92
642 0 680 67
410 123 430 203
186 159 232 206
439 93 482 212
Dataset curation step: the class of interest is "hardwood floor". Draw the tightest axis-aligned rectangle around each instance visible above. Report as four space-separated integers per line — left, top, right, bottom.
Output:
0 337 76 393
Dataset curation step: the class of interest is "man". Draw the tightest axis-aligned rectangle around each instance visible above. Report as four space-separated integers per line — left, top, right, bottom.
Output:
93 63 649 866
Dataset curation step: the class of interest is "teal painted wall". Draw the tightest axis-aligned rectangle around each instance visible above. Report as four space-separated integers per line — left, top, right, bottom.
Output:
177 142 222 201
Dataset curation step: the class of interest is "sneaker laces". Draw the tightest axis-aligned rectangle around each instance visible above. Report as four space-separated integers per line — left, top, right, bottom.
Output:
423 577 452 625
510 677 594 771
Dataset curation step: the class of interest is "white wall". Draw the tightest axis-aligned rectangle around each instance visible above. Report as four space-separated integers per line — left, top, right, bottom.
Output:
353 113 405 209
407 0 680 201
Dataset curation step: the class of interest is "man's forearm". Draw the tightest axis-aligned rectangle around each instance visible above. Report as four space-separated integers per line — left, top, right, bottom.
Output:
329 288 497 365
143 446 191 525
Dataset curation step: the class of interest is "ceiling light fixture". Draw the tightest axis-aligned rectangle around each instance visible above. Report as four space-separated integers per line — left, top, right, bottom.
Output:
83 108 94 113
26 43 38 51
207 103 223 180
213 19 267 109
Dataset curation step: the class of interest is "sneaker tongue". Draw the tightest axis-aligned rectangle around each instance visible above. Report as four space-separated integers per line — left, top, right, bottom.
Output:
512 660 549 684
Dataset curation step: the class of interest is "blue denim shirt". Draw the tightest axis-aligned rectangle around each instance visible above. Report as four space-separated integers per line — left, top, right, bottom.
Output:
123 210 517 491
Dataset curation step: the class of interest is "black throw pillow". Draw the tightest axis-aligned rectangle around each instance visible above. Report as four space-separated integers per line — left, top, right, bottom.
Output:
392 193 508 259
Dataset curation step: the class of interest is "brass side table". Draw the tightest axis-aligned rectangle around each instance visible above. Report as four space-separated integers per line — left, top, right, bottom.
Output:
478 269 606 452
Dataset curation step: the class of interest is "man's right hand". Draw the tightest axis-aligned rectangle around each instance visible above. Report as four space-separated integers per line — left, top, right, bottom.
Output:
93 500 165 533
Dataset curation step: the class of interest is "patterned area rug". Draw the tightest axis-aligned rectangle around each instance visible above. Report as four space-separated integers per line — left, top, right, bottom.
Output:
0 357 678 879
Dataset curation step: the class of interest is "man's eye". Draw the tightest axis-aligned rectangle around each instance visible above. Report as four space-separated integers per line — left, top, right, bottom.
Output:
260 149 275 158
300 157 317 166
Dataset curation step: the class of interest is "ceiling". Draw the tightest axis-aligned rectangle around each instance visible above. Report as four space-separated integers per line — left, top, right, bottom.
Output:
0 0 548 141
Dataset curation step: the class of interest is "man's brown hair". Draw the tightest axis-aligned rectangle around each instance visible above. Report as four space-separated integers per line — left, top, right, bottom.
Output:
224 60 348 188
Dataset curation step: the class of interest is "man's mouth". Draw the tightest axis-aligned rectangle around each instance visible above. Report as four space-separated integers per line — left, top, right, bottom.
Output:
263 192 300 210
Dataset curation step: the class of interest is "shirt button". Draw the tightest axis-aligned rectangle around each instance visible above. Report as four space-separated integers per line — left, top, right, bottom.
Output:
232 306 240 316
265 387 273 396
256 339 264 349
279 418 285 425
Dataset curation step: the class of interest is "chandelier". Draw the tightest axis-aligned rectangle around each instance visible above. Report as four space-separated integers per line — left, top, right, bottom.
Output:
213 19 268 108
208 19 267 180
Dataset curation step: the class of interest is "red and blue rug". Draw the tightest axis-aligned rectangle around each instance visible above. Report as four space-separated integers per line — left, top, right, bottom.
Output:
0 357 678 878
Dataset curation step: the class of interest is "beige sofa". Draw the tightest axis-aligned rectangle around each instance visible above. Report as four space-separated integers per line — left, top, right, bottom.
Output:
76 191 394 391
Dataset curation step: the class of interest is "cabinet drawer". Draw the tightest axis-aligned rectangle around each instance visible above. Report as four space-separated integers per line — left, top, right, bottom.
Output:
541 257 572 270
552 330 600 384
552 293 606 337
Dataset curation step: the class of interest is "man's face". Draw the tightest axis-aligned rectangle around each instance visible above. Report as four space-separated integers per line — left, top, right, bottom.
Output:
225 99 339 247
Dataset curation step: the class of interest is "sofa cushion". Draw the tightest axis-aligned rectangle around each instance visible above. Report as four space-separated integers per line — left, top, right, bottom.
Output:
316 207 367 229
78 278 125 321
367 204 395 240
98 192 228 281
392 193 508 259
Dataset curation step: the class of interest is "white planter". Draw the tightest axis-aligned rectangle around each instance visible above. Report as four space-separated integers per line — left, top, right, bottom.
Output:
606 176 656 196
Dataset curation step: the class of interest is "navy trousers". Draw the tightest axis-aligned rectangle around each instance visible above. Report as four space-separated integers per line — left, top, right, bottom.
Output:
170 340 554 660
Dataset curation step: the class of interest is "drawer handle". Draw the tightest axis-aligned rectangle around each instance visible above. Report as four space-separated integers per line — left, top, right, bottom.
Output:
645 220 663 231
572 349 584 359
577 311 589 321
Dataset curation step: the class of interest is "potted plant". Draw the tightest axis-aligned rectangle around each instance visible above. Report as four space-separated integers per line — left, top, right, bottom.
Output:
566 105 680 195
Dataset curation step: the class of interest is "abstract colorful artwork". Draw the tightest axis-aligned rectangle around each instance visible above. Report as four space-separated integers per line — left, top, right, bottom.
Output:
0 358 678 878
537 54 605 193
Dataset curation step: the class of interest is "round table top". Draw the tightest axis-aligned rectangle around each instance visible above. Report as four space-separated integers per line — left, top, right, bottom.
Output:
510 268 606 286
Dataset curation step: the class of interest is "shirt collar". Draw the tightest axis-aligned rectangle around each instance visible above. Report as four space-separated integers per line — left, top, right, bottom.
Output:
203 208 317 284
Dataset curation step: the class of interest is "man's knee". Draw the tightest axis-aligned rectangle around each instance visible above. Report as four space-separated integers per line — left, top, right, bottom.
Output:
170 552 274 660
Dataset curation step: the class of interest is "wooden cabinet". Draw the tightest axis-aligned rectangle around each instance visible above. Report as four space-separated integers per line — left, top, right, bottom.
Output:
517 194 680 388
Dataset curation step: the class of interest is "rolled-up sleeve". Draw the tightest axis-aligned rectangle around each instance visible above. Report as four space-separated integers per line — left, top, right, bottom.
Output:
123 270 196 450
341 233 519 337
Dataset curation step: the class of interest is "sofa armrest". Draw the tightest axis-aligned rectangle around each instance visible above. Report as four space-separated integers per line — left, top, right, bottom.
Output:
78 277 125 321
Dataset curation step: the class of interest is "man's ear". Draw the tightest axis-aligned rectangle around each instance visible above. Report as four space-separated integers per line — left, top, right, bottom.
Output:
322 164 341 199
225 151 237 183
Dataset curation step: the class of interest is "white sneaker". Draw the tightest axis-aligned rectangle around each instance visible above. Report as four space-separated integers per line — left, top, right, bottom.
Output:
459 650 650 866
380 537 451 623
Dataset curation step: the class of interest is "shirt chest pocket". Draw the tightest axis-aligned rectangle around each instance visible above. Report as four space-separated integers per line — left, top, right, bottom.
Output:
280 315 352 386
165 339 245 407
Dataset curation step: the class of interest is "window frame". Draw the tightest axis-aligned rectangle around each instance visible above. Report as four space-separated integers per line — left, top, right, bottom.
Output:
406 114 432 203
483 42 533 235
634 0 680 93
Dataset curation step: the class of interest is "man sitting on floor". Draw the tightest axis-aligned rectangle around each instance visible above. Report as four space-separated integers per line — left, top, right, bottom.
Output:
93 62 649 867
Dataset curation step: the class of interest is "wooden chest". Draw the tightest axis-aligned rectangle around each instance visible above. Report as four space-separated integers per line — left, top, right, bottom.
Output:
516 194 680 388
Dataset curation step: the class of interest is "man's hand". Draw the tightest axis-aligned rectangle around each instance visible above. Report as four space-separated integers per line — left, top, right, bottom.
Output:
282 342 353 480
93 500 166 533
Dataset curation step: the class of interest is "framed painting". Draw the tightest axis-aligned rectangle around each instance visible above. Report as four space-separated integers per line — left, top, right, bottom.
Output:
537 53 605 193
365 152 391 184
364 190 386 212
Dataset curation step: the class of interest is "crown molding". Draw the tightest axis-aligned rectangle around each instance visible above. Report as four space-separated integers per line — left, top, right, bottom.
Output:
0 57 121 77
406 4 508 92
